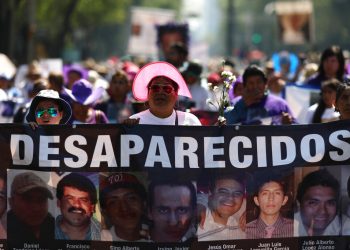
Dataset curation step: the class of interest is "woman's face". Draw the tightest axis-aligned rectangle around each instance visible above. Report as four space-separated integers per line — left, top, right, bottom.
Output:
323 56 339 78
108 76 130 100
147 77 178 116
336 88 350 120
35 100 63 125
322 86 337 108
72 102 90 122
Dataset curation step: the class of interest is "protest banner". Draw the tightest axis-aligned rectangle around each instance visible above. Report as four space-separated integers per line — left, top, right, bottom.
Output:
0 121 349 250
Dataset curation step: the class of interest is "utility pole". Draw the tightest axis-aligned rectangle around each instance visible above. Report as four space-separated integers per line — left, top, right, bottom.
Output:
8 0 16 60
226 0 235 56
27 0 36 63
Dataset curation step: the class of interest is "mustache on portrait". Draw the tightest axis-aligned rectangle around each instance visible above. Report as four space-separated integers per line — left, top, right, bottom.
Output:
68 206 86 214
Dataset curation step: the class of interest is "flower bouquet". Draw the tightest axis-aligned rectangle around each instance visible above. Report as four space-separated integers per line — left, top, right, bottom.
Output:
207 70 236 123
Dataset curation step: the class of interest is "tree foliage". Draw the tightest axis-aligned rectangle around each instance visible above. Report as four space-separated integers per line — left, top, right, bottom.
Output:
1 0 180 63
4 0 348 63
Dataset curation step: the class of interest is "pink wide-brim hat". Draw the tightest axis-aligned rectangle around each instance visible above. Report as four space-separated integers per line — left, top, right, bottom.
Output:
132 61 192 102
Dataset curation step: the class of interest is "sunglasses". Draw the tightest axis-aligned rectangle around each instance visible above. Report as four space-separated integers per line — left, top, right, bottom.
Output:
148 84 175 94
35 107 59 118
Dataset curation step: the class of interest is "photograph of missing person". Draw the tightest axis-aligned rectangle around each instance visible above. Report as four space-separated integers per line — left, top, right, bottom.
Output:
7 170 54 244
99 172 150 242
53 172 100 240
294 167 341 236
339 165 350 235
147 175 197 243
246 168 294 239
197 171 246 241
0 170 6 239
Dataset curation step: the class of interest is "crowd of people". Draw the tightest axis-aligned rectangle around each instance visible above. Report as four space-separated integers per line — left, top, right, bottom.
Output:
1 43 350 245
0 44 349 127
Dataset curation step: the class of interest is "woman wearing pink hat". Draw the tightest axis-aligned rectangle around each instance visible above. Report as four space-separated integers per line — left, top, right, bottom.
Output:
123 61 201 126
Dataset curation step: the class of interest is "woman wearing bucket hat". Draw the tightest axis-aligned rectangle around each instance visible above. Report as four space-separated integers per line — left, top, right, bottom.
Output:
123 61 201 125
26 89 72 129
65 79 108 124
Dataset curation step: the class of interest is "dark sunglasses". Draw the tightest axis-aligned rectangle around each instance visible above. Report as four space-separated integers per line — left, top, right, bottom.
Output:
148 84 175 94
35 107 59 118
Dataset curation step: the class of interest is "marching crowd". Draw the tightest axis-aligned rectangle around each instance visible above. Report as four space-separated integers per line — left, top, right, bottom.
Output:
0 44 349 127
1 43 350 246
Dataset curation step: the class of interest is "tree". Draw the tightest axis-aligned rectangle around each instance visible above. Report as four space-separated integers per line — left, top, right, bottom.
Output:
0 0 181 64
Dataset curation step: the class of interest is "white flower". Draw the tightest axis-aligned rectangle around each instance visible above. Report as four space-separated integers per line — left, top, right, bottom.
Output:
229 75 236 82
221 71 233 78
209 63 237 123
226 106 234 111
207 82 213 88
218 116 226 122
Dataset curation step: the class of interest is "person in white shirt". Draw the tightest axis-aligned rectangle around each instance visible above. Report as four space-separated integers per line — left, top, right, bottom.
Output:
180 61 211 111
198 173 246 241
123 61 201 126
300 78 340 124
